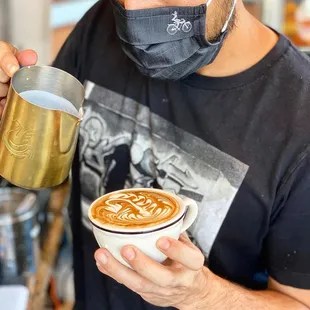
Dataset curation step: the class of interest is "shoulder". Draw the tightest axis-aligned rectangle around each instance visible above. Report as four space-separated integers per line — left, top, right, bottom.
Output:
272 36 310 99
282 42 310 137
253 36 310 193
268 37 310 138
280 40 310 80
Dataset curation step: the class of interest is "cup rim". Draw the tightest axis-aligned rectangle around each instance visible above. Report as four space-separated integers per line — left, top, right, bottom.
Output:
88 188 187 234
12 65 85 119
90 213 185 235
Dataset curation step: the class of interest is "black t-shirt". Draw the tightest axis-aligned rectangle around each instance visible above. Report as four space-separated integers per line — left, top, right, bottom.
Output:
53 1 310 309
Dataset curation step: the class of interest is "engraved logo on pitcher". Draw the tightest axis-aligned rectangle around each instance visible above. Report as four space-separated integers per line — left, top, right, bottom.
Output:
2 120 34 159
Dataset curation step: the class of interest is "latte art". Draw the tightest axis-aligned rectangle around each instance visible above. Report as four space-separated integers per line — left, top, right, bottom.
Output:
91 191 180 229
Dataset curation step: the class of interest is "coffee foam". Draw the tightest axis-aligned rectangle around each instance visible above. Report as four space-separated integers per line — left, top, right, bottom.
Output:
91 190 180 229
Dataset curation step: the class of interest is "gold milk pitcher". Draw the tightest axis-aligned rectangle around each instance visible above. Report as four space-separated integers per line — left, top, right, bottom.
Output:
0 66 84 189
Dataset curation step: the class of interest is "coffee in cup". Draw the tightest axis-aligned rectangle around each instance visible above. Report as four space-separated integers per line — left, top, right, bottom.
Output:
91 190 180 229
88 188 198 266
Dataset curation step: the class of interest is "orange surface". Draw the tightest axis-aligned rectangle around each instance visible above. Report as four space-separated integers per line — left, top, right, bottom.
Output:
283 1 310 47
51 25 75 62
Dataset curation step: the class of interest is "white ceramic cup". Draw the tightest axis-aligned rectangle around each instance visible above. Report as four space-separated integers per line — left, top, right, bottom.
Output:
88 188 198 266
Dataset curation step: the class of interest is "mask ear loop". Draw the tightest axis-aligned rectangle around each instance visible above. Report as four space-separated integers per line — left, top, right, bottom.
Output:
206 0 237 32
221 0 237 32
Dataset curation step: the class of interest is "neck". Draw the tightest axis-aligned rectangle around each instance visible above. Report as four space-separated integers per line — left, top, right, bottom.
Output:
197 2 279 77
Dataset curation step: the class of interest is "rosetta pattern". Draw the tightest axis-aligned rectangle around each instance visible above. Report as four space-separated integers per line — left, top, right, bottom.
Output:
92 191 178 228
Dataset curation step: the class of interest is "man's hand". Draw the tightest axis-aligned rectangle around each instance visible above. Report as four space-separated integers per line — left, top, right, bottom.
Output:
0 41 37 116
95 233 208 309
95 232 310 310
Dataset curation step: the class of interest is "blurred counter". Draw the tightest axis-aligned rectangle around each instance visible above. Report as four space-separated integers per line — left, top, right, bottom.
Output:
27 181 70 310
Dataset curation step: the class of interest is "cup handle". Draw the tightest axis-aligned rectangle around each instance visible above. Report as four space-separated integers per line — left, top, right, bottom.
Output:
180 197 198 233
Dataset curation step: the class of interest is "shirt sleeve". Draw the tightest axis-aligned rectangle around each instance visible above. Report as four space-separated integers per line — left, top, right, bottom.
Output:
266 152 310 289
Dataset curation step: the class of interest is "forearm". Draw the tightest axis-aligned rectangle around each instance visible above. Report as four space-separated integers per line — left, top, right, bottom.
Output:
189 268 309 310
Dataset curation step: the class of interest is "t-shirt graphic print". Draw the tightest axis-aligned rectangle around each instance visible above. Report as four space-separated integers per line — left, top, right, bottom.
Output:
79 81 248 257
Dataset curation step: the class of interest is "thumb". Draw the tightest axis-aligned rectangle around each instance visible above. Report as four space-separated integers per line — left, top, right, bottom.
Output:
17 49 38 67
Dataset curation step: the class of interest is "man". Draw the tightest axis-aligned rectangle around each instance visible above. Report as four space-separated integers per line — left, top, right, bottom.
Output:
0 0 310 309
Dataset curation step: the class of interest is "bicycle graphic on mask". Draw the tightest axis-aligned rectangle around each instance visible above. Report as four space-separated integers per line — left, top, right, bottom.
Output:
167 11 192 35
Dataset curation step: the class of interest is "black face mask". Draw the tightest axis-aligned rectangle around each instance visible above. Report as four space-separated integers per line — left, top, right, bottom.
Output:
111 0 236 80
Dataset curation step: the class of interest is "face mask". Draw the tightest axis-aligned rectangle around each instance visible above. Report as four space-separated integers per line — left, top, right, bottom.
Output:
111 0 237 80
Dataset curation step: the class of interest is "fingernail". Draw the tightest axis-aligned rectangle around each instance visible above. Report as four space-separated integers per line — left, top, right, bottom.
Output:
7 64 18 76
96 252 108 265
158 239 170 250
123 247 135 261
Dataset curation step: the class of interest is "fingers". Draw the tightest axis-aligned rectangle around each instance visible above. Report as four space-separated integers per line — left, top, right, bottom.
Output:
0 42 38 119
0 52 19 77
121 246 179 287
0 41 19 77
179 233 198 250
0 99 5 116
0 80 8 118
95 249 158 294
0 83 8 97
0 68 10 84
157 237 205 271
0 41 38 78
0 49 38 78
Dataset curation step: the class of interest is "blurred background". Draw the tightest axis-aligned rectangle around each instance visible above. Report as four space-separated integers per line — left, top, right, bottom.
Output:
0 0 309 310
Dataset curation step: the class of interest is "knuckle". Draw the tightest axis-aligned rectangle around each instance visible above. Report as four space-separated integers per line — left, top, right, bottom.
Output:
0 84 9 96
0 41 16 54
0 41 8 51
163 271 177 287
197 252 205 267
1 51 13 62
191 252 205 271
0 75 10 83
0 42 18 74
0 44 10 61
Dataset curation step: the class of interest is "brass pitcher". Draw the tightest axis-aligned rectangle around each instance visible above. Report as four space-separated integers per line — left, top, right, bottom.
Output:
0 66 84 189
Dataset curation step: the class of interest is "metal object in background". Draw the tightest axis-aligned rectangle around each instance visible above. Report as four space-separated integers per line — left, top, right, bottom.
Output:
0 0 10 41
0 65 84 189
0 189 39 281
7 0 51 65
